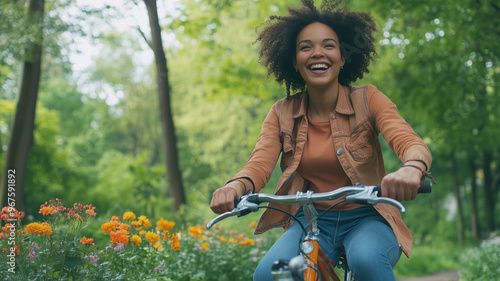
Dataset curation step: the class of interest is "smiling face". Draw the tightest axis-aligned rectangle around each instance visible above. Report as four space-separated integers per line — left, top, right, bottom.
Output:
293 22 345 90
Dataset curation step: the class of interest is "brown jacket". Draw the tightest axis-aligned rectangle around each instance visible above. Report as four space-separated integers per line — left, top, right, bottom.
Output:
229 84 432 257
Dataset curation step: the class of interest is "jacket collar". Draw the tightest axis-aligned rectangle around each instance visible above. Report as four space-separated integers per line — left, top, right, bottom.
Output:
293 84 354 119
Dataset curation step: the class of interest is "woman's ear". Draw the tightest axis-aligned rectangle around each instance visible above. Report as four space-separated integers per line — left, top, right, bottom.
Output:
293 58 298 71
341 55 346 68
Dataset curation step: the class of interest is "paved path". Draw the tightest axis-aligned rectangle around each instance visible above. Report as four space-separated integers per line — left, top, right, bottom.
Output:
398 271 460 281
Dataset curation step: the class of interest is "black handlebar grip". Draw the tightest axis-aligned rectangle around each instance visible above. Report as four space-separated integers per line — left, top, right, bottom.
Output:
418 180 432 193
375 180 432 197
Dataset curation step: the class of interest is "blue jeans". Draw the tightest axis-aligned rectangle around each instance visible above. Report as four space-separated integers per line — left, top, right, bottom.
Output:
254 207 402 281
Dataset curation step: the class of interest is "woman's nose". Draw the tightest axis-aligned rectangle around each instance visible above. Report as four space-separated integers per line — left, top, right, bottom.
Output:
311 47 324 57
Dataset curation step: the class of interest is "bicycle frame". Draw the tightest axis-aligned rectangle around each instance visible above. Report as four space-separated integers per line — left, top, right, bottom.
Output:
301 202 340 281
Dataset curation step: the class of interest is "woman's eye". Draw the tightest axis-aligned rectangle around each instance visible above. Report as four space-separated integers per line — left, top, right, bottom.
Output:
300 46 311 50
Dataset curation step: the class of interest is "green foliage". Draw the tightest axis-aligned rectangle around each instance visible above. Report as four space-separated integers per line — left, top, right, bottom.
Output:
393 243 461 278
461 239 500 281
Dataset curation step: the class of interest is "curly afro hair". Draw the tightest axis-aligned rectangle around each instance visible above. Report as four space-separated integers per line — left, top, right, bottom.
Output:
255 0 377 96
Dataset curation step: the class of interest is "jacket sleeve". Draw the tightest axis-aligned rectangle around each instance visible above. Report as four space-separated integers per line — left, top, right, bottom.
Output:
228 102 283 192
367 85 432 170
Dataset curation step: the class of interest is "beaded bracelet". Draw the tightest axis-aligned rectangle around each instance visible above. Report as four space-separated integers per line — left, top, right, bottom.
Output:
403 165 437 184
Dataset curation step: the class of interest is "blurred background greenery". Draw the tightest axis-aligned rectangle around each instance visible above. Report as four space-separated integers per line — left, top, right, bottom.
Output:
1 0 499 278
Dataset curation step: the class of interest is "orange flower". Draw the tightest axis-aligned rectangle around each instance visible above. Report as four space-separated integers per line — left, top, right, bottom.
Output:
119 223 130 231
170 233 181 251
171 241 181 251
39 206 56 216
25 222 52 236
110 229 129 245
248 221 258 228
156 218 175 231
162 231 170 241
123 212 136 221
85 209 96 217
80 237 95 246
240 238 255 246
111 216 120 221
2 223 14 232
145 231 160 244
229 237 237 243
131 235 142 246
101 221 119 233
219 236 228 243
200 243 210 251
188 226 203 238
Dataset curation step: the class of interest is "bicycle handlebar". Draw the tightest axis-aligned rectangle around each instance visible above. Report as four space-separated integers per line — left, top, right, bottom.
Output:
207 181 432 229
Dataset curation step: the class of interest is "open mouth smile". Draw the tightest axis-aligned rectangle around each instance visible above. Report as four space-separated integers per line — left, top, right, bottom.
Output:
308 63 331 73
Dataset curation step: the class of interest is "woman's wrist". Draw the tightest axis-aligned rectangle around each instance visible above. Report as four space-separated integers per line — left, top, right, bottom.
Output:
401 162 436 184
225 179 247 195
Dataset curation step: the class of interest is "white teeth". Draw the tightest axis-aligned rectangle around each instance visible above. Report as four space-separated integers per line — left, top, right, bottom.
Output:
309 64 329 70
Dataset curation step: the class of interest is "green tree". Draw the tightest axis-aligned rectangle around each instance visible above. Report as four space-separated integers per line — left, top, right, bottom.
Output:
364 0 500 241
0 0 45 211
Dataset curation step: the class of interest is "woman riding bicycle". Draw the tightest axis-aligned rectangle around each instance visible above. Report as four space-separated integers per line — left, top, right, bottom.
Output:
210 1 434 280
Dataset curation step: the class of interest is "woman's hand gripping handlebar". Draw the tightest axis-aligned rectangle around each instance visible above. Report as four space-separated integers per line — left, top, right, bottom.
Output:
207 181 432 229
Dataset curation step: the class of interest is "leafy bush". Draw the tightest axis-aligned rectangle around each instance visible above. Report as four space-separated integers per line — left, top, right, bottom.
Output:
0 199 269 280
461 238 500 281
393 243 461 278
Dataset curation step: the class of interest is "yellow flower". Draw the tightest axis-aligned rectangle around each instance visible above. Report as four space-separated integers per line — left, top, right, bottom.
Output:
200 243 210 251
156 218 175 231
123 212 136 221
145 231 160 244
219 236 228 243
229 237 237 243
101 221 119 234
138 216 152 228
202 236 208 241
240 238 255 246
131 235 142 246
139 230 146 236
153 242 163 250
110 229 129 245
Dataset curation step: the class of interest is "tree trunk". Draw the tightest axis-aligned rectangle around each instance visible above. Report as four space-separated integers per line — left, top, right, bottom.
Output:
0 0 45 211
483 151 495 234
143 0 186 212
451 151 465 246
469 159 480 240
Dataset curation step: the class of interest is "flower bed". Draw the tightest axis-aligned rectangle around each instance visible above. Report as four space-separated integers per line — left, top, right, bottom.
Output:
0 199 267 280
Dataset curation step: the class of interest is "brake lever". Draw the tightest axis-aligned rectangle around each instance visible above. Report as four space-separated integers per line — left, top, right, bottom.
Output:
345 184 406 213
206 195 260 229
